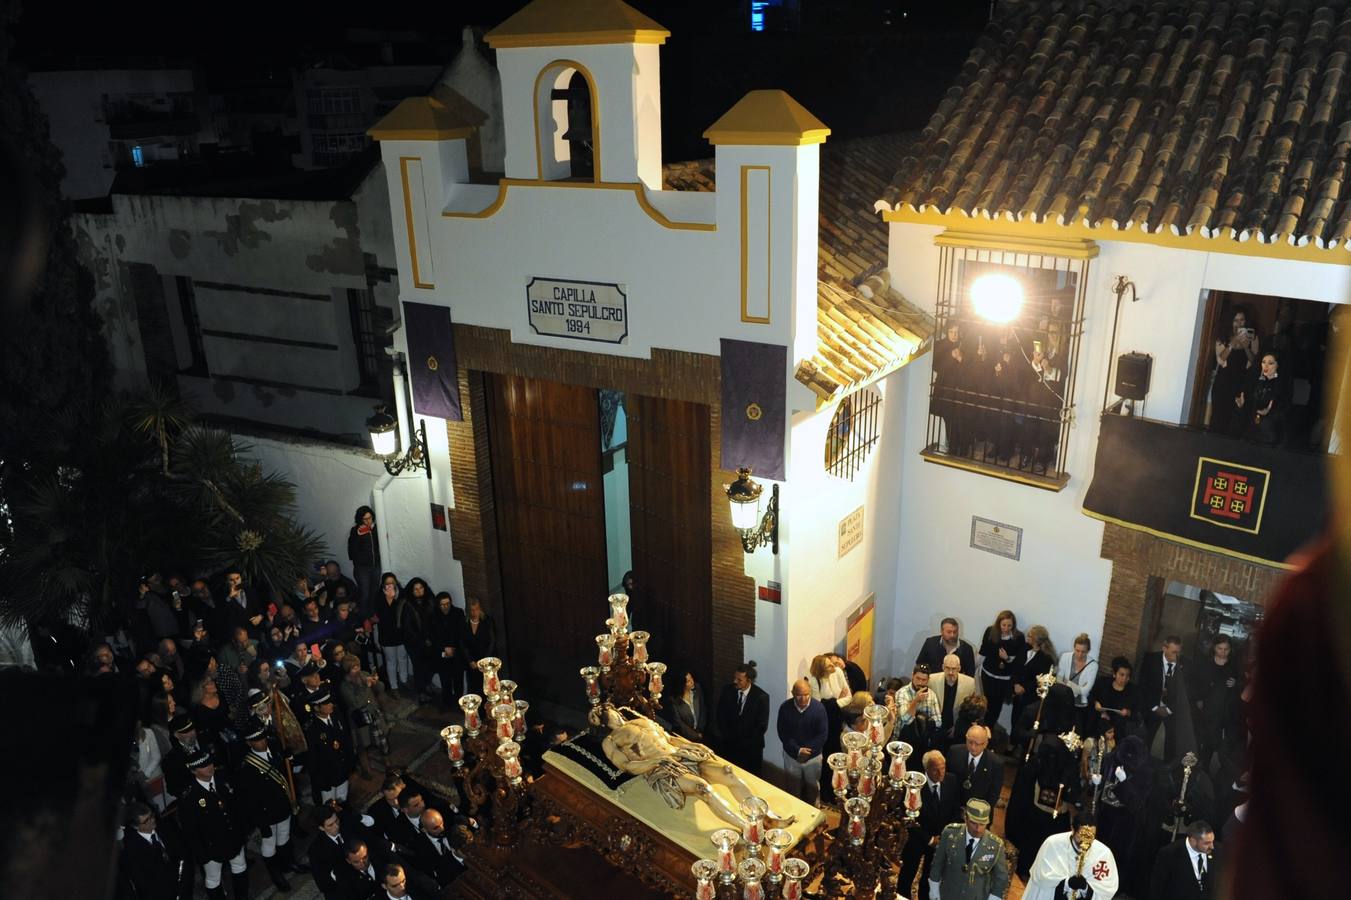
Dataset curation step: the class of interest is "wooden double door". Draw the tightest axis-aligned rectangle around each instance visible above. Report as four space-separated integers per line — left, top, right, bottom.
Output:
484 373 712 706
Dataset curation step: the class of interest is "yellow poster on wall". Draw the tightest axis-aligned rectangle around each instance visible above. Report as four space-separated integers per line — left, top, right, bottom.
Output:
845 593 875 685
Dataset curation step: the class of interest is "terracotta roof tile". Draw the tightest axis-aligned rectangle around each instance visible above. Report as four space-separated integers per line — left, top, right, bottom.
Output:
881 0 1351 248
665 133 934 403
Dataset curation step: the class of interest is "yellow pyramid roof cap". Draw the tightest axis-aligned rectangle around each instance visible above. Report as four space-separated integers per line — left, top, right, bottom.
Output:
486 0 670 48
703 90 831 147
368 93 485 142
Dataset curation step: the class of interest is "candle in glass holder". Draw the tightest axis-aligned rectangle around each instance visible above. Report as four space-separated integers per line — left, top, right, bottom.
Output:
738 858 767 900
580 666 602 705
629 630 650 664
841 730 871 773
763 828 793 881
691 859 719 900
886 740 913 788
459 694 482 736
646 661 666 699
739 796 768 852
477 656 502 695
844 796 870 846
439 725 465 767
491 703 515 742
497 679 517 705
595 634 615 670
903 770 928 819
496 739 523 785
513 699 529 738
607 592 630 632
827 752 850 800
863 703 889 746
857 759 878 799
710 829 739 883
781 858 810 900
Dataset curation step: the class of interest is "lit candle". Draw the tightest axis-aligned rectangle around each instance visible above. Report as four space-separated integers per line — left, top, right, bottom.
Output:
692 859 719 900
608 593 630 632
857 762 877 798
440 725 464 767
710 829 739 883
580 666 602 705
459 694 482 736
630 630 650 664
496 739 523 785
764 829 793 881
781 858 810 900
513 699 529 737
828 752 850 799
841 731 871 773
646 661 666 698
863 703 889 746
739 796 768 851
477 656 502 696
844 797 870 846
738 858 766 900
492 703 515 742
596 634 614 669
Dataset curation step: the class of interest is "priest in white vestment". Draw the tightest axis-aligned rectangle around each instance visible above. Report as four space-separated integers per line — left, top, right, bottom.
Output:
1023 821 1118 900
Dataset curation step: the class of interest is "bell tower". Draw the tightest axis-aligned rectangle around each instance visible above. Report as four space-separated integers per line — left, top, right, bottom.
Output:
485 0 669 187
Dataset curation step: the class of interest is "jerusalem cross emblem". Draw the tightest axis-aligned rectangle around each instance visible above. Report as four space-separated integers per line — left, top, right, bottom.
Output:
1189 457 1269 535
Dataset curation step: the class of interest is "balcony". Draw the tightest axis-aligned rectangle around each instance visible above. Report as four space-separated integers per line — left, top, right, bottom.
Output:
1083 414 1328 567
108 112 200 140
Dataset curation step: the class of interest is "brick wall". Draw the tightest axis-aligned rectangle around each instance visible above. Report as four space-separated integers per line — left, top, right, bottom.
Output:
443 324 757 691
1097 522 1285 663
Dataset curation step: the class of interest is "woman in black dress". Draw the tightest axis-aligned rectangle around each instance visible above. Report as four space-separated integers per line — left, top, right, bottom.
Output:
978 609 1027 727
1088 656 1143 740
460 597 497 695
1010 624 1057 757
1210 307 1260 435
1242 352 1291 447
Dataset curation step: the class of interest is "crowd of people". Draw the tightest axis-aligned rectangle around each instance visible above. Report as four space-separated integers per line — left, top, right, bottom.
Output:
709 615 1244 899
932 319 1068 475
1207 306 1294 447
99 504 549 899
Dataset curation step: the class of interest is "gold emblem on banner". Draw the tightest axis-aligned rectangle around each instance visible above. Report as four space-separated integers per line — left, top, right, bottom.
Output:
427 355 439 371
746 402 763 421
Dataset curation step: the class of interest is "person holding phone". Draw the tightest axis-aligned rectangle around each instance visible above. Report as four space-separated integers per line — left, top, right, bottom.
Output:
1210 308 1260 435
348 506 381 619
896 662 943 730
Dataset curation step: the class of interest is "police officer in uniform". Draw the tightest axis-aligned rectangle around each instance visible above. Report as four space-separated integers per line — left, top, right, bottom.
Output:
162 713 206 800
177 749 250 900
304 688 356 803
237 715 305 890
928 799 1010 900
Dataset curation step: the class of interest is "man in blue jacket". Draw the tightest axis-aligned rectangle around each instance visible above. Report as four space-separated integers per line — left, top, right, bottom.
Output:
777 678 828 804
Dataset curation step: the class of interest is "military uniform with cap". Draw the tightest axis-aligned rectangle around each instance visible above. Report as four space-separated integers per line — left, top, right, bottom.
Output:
162 714 213 800
176 749 251 900
303 688 356 802
236 715 304 890
928 799 1011 900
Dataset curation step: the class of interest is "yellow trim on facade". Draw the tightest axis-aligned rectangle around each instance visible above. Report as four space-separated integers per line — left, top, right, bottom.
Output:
934 229 1099 260
487 30 670 48
368 95 483 142
532 60 602 183
705 90 831 147
884 206 1351 266
1081 508 1294 571
485 0 670 49
399 157 434 290
740 165 772 324
371 126 477 142
920 449 1070 492
440 178 717 232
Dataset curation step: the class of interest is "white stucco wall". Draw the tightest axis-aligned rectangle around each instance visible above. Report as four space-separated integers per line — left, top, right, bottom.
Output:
242 433 463 601
882 223 1351 709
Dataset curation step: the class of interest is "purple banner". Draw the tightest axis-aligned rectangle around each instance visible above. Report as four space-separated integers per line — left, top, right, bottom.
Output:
403 301 462 421
720 338 787 481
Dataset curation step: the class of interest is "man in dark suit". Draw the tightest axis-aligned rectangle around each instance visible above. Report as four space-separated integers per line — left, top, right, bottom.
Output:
384 786 429 854
898 749 962 899
236 716 304 891
119 803 192 900
409 809 468 888
309 804 357 900
915 618 977 677
1150 820 1217 899
945 723 1004 809
1140 636 1192 759
334 837 385 900
714 661 771 775
304 688 356 803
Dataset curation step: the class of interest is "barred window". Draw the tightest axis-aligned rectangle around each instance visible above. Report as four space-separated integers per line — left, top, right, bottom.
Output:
825 386 882 480
922 240 1091 490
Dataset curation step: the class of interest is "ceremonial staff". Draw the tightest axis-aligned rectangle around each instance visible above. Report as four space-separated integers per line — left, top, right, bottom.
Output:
1169 752 1198 840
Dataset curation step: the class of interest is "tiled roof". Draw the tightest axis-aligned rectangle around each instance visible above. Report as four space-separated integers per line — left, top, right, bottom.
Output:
665 133 934 404
880 0 1351 248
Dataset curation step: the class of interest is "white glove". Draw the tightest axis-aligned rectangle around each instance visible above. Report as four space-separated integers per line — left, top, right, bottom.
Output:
1114 766 1127 782
928 880 940 900
360 814 375 827
1091 773 1102 785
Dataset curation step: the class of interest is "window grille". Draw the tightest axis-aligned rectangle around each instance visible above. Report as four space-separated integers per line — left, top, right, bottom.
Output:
348 288 382 387
925 244 1090 488
176 276 208 376
825 386 882 481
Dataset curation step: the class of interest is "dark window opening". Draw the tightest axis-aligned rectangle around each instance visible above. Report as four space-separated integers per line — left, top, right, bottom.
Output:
176 276 208 377
825 386 882 481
